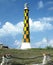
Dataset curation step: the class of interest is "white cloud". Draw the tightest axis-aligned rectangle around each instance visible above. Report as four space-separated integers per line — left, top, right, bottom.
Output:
0 18 53 36
39 17 53 22
14 40 21 49
46 1 53 10
11 0 17 2
0 21 23 36
29 18 53 31
0 42 3 44
47 1 53 4
42 38 47 43
48 7 53 10
35 38 53 48
38 1 44 9
0 22 1 25
14 40 20 45
37 1 53 10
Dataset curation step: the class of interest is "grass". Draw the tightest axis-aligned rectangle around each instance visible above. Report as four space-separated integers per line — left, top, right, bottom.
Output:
0 48 53 65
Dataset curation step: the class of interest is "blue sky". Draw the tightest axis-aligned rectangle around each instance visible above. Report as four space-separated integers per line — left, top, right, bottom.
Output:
0 0 53 48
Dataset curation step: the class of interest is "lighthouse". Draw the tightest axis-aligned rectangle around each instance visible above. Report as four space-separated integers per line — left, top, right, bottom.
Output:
21 3 31 49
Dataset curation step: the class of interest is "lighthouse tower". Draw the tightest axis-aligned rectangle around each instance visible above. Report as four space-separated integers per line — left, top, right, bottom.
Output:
21 3 31 49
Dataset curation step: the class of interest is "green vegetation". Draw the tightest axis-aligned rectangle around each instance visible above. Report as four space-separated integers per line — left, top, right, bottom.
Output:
46 46 53 49
0 48 53 65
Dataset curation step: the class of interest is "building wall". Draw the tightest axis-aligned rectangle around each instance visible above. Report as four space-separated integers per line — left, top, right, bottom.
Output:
0 44 8 49
0 44 3 49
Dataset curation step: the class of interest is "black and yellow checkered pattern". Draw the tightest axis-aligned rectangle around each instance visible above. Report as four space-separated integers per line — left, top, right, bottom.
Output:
22 9 30 42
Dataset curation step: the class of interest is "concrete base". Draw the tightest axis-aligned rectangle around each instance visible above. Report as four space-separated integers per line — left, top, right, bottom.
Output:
21 43 31 49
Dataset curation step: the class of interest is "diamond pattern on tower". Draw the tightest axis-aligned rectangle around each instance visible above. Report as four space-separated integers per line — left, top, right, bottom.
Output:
22 9 30 42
